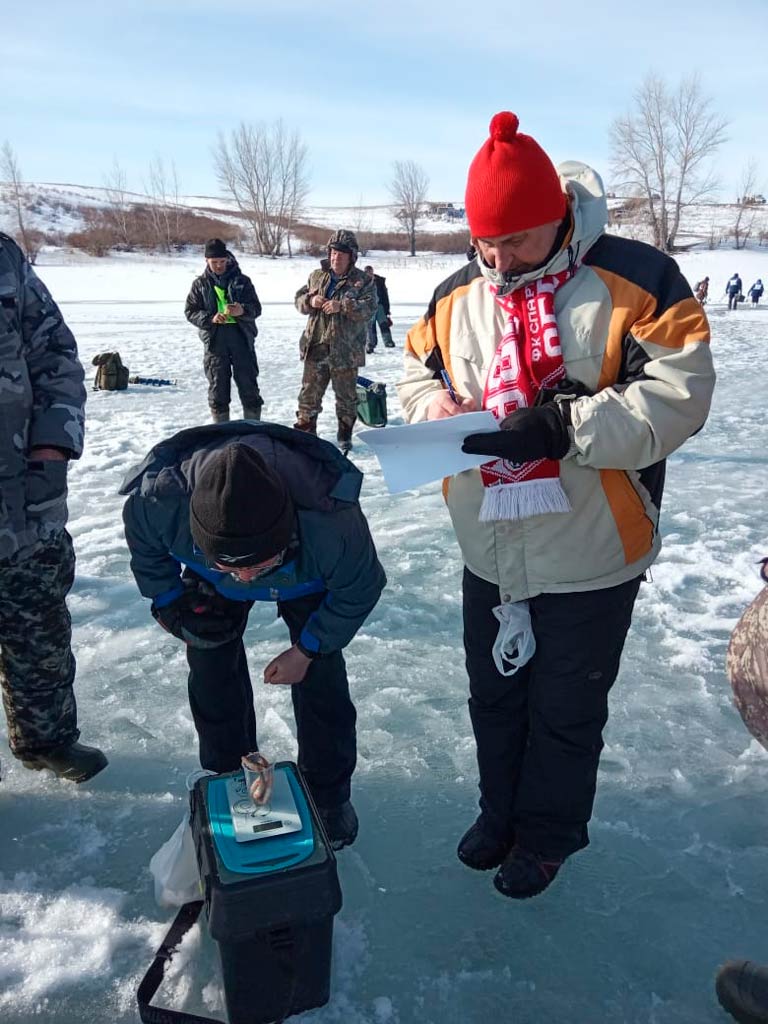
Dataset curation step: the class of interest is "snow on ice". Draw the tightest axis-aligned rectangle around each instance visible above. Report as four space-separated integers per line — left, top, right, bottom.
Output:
1 246 768 1023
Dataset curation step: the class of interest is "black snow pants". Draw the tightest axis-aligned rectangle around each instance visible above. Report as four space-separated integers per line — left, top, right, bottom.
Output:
463 568 641 860
186 590 357 810
203 324 262 416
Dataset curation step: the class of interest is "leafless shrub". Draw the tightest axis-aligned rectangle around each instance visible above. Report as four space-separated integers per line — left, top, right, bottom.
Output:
1 142 38 262
103 159 135 249
732 159 762 249
66 206 242 255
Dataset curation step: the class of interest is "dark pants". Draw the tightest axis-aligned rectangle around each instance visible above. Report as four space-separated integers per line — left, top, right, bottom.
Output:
463 568 641 860
0 531 79 756
367 306 393 350
204 324 262 415
186 591 356 809
728 292 740 310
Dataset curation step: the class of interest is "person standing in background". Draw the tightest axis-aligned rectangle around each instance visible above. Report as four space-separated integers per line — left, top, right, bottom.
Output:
364 264 395 352
185 238 263 423
294 230 377 455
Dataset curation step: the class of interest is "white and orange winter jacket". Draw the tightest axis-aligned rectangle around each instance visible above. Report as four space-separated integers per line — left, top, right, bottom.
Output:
397 163 715 601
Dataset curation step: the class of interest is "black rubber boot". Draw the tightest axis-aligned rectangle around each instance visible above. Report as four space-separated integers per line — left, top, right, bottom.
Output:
716 960 768 1023
318 800 358 850
22 741 108 784
493 845 563 899
337 421 353 456
457 819 510 871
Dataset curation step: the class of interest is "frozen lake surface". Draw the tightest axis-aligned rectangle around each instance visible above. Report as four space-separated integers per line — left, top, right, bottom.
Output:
2 251 768 1023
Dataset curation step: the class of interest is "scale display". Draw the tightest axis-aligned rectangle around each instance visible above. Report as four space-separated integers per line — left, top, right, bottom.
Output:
225 769 303 844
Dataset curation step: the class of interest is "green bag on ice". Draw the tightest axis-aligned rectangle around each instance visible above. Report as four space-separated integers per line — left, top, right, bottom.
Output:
356 376 387 428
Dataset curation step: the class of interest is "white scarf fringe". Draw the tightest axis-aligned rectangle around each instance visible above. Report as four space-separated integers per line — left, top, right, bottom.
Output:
479 478 572 522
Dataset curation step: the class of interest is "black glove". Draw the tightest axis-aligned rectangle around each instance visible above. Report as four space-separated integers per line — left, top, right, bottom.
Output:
151 586 243 649
385 316 393 327
462 403 571 462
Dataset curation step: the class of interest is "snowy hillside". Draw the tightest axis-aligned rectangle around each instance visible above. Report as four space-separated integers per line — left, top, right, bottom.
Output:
0 183 469 243
4 181 768 251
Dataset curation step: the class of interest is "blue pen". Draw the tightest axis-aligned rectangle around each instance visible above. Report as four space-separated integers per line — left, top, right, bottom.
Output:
440 368 460 405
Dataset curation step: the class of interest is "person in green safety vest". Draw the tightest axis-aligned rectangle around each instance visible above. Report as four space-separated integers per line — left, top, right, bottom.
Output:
185 239 263 423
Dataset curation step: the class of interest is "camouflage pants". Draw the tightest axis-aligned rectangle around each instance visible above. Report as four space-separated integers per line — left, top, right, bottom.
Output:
296 348 357 428
0 530 79 756
204 325 262 416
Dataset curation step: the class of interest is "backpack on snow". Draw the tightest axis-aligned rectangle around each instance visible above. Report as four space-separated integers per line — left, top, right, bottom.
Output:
92 351 129 391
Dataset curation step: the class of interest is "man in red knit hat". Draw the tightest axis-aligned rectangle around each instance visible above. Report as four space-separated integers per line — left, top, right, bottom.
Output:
398 112 715 898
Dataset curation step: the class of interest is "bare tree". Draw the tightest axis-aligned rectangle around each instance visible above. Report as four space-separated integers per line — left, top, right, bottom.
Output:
213 121 310 257
0 141 41 263
389 160 429 256
732 159 761 250
103 158 134 249
143 156 182 253
610 73 728 252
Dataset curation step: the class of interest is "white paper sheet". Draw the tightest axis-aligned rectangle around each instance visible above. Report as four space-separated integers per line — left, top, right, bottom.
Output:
357 411 500 493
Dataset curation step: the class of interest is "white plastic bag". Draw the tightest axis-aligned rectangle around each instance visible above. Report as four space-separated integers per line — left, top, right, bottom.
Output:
149 770 214 907
149 813 201 907
491 600 536 676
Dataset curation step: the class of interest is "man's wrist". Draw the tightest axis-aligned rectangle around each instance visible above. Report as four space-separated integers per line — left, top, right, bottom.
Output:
28 445 71 461
296 641 320 660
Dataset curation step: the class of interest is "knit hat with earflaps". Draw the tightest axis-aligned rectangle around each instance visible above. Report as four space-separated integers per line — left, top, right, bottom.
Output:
465 112 566 238
190 445 295 564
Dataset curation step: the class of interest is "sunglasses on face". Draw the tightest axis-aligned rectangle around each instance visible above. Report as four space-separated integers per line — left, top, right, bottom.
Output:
213 549 286 580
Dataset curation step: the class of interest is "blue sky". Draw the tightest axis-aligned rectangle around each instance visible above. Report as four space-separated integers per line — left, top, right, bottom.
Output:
3 0 766 207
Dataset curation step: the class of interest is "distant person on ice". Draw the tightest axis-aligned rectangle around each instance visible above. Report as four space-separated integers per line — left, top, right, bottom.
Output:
184 238 263 423
694 276 709 305
363 264 395 352
0 233 107 783
398 111 715 899
748 279 764 307
726 272 743 311
121 422 385 850
293 230 377 455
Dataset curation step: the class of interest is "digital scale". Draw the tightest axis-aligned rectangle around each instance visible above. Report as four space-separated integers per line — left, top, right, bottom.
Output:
225 769 303 843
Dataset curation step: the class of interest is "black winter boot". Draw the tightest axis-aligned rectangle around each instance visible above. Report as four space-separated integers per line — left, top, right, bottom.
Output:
318 800 358 850
337 421 353 456
242 406 261 421
22 741 108 784
211 408 230 423
457 819 510 871
493 845 563 899
716 960 768 1023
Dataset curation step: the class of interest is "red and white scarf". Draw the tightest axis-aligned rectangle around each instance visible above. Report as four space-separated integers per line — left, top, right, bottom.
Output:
480 268 575 522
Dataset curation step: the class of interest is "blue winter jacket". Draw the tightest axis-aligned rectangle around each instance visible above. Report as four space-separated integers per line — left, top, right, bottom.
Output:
120 422 386 655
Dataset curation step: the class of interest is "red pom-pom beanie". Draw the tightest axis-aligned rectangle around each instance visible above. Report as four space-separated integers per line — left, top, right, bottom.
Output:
465 112 566 238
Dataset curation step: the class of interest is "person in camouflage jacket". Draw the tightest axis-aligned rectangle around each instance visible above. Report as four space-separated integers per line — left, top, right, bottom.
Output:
294 230 377 454
0 233 106 783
